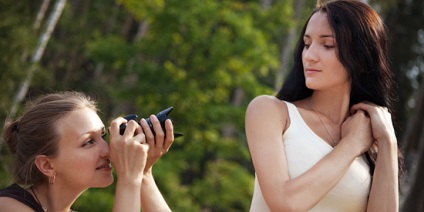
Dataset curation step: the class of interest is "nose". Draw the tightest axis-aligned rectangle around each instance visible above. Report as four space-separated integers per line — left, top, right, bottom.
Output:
303 43 318 62
99 139 110 158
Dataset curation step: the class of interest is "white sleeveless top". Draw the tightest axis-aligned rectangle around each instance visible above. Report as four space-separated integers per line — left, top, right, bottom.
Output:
250 101 371 212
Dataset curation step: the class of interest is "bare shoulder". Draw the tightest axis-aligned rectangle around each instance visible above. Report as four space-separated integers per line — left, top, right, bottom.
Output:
247 95 287 113
0 197 34 212
246 95 289 128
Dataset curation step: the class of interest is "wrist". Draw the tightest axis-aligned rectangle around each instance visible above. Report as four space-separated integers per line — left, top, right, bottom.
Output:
375 138 398 154
144 167 153 175
117 176 143 187
337 137 365 159
376 135 397 146
142 171 154 184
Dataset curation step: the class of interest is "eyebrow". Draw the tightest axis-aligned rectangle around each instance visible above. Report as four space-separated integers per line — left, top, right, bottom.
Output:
78 126 105 139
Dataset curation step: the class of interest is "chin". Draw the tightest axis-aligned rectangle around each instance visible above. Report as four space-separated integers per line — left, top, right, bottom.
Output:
93 175 114 188
305 83 317 90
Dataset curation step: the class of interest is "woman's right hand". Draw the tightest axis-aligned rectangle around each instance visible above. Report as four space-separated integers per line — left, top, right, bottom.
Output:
139 115 174 173
340 110 373 156
109 117 149 183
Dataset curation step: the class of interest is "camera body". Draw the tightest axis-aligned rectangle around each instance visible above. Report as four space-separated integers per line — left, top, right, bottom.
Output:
119 107 183 138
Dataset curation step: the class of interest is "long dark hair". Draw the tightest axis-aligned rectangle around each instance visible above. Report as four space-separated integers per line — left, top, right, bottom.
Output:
276 0 404 178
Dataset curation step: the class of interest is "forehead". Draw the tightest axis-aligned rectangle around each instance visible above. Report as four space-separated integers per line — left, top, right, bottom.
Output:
304 11 333 36
57 107 103 139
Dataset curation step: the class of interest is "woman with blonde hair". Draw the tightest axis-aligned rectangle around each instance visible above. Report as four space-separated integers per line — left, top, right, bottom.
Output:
0 91 173 211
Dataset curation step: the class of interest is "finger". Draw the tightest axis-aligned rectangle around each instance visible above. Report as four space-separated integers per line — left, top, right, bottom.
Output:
123 120 139 138
163 119 174 152
353 109 367 117
133 131 147 144
140 118 155 147
109 117 128 139
351 101 388 114
350 102 373 115
150 115 165 148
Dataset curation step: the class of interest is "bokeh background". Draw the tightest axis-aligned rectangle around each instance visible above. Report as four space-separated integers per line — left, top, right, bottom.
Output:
1 0 423 211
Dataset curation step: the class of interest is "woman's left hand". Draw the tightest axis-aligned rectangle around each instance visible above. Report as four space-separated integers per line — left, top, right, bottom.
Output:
139 115 174 172
350 102 396 145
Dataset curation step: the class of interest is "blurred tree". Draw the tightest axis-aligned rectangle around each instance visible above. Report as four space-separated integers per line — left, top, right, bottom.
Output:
10 0 67 117
274 0 305 91
401 77 424 212
2 0 423 211
383 0 424 211
0 0 38 187
85 0 289 210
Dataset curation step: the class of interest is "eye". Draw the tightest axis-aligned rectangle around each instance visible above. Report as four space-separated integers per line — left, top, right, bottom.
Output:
304 43 310 49
324 45 335 49
101 132 107 140
82 139 95 147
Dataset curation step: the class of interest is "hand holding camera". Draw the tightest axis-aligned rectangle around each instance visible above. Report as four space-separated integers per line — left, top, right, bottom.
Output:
119 107 183 138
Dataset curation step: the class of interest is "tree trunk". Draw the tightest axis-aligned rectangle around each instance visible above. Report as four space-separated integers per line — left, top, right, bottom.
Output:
260 0 272 10
402 76 424 157
274 0 305 91
10 0 67 117
401 123 424 212
401 76 424 212
33 0 51 31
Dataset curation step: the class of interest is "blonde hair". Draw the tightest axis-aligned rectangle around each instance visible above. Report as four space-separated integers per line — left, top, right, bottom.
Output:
3 91 98 186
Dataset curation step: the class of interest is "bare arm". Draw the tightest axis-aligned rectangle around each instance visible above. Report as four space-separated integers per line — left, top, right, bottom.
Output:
114 179 142 212
351 103 399 211
367 140 398 211
138 116 174 211
139 171 171 212
246 96 373 211
109 118 148 212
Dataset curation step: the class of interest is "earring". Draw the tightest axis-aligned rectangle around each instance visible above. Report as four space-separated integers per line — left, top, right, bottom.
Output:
49 174 56 184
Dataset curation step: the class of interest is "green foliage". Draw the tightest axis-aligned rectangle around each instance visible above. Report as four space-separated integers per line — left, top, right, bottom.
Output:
13 0 424 211
1 0 422 210
83 0 288 210
191 160 254 211
0 0 291 210
0 0 34 118
0 0 37 187
72 188 114 211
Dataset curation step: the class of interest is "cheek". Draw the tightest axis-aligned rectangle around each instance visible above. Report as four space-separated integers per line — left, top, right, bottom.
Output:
329 55 346 74
56 151 97 172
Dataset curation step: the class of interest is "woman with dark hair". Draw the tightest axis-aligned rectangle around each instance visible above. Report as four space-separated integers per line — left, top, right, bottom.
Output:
0 91 173 211
246 0 401 211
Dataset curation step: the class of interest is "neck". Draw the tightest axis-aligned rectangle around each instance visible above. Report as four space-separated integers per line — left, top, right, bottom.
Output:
308 90 350 125
30 183 82 212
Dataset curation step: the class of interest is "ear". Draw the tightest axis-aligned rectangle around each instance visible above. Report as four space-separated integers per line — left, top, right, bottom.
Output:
34 155 56 178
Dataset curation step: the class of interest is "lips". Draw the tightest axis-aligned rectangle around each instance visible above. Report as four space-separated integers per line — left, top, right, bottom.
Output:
305 68 321 72
96 160 112 170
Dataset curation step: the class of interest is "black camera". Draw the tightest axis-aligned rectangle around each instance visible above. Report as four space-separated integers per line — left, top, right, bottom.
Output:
119 107 183 138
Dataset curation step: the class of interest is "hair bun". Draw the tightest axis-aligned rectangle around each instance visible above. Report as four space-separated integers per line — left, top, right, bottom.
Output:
3 120 20 154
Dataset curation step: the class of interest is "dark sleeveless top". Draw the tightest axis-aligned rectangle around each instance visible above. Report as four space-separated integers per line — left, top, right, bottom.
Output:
0 183 44 212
